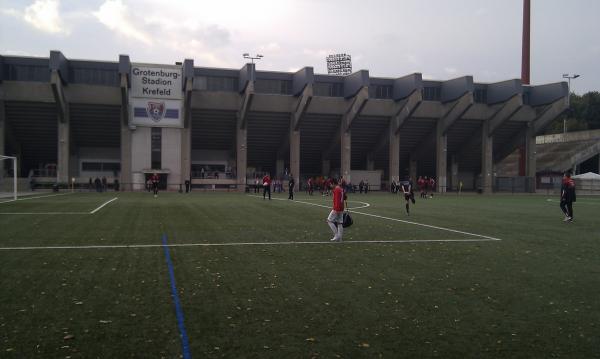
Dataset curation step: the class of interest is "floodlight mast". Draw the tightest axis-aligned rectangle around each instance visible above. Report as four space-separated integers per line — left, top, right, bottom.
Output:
562 73 581 133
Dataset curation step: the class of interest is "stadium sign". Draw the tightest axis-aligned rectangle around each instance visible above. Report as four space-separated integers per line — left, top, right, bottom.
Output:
130 63 183 127
326 53 352 76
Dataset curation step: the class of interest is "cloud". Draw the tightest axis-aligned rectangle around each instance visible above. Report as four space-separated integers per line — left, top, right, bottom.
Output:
444 67 458 75
18 0 68 34
0 8 20 17
303 48 332 58
94 0 152 45
2 49 44 57
405 54 419 65
474 8 488 17
259 42 281 53
201 25 231 48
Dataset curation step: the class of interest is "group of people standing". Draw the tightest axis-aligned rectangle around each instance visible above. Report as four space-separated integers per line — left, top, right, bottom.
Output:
416 176 436 198
88 176 108 192
260 173 295 201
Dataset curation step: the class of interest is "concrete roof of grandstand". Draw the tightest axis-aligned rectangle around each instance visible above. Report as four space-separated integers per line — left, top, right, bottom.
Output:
0 51 569 177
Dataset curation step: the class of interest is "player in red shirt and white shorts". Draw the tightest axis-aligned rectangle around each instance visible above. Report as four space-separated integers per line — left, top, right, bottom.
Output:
326 177 346 242
262 173 271 200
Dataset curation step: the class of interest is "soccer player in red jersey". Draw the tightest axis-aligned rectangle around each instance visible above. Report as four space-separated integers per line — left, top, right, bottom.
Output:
262 173 272 200
326 177 346 242
428 177 436 198
417 176 425 198
150 173 160 198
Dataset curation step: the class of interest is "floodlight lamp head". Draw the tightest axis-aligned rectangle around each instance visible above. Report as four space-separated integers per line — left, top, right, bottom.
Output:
243 53 249 57
573 74 580 79
257 54 263 58
562 74 569 78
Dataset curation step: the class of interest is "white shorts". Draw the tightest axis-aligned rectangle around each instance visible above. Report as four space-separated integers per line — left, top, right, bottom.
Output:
327 210 343 224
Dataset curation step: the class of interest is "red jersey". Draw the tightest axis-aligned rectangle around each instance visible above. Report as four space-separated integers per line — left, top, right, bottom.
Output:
332 185 345 212
262 175 271 186
151 174 159 184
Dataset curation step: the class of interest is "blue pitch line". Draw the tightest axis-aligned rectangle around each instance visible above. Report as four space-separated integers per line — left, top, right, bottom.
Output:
161 233 192 359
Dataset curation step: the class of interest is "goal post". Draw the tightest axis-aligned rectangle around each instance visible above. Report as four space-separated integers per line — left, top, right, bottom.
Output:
0 155 17 201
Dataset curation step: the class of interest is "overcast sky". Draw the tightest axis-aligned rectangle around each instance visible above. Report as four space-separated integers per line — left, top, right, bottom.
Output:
1 0 598 93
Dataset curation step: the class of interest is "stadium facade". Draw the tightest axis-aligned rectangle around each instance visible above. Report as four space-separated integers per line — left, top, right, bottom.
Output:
0 51 569 192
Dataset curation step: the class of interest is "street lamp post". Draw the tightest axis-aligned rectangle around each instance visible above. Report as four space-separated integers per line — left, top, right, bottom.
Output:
243 53 263 64
562 73 580 134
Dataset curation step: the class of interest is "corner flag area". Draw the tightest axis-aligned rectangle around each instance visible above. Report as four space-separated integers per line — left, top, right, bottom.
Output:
1 192 599 357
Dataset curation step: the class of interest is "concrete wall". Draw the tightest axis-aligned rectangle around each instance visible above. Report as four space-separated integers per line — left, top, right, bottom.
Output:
441 76 473 103
162 128 182 187
75 147 120 178
131 127 151 175
487 79 522 105
537 129 600 144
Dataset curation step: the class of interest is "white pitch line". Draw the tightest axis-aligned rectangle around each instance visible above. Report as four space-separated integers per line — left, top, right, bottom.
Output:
0 212 89 215
0 196 118 215
0 238 497 251
0 192 74 204
90 197 118 214
248 195 502 241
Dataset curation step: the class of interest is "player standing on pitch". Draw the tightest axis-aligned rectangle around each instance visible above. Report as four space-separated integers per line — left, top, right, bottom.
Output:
288 174 295 200
326 177 347 242
151 172 160 198
399 175 415 215
262 173 272 200
560 171 576 222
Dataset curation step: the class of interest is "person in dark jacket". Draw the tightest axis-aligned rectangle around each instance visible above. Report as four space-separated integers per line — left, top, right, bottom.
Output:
288 174 295 200
560 172 576 222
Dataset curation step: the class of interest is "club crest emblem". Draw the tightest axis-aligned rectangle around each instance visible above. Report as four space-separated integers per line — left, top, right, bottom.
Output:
147 102 165 122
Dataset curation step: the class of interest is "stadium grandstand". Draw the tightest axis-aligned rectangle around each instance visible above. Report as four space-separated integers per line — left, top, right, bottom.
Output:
0 50 569 194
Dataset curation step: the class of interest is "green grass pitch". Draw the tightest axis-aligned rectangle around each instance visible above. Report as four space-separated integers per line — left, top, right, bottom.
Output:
1 191 599 358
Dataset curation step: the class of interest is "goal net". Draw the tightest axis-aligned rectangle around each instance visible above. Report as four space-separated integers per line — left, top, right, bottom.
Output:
0 155 17 201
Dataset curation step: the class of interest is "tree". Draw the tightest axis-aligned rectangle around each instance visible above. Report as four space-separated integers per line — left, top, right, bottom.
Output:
544 91 600 134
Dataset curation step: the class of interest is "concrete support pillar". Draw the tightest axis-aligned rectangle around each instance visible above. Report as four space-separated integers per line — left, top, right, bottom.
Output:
57 117 70 183
120 119 132 191
276 158 284 178
340 127 351 182
451 155 459 192
525 125 536 192
388 124 400 185
0 101 5 176
290 129 300 186
322 159 331 176
409 157 417 184
481 121 493 194
236 128 247 191
181 126 191 185
435 120 447 193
